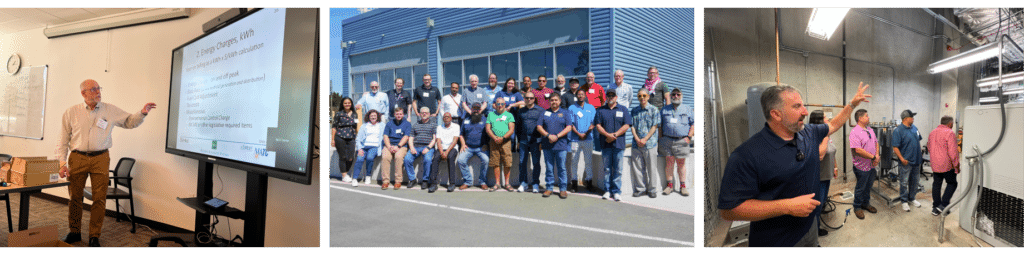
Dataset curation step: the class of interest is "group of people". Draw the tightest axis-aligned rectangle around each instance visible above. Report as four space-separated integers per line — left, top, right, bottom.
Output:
717 83 961 246
332 67 694 201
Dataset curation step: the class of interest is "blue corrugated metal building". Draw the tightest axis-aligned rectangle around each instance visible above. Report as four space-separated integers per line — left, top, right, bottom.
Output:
339 8 694 110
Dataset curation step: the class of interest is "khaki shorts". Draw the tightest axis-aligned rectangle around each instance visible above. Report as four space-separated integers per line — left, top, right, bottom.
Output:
658 136 689 157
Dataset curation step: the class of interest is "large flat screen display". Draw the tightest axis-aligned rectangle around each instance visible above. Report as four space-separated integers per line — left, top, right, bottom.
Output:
166 8 318 185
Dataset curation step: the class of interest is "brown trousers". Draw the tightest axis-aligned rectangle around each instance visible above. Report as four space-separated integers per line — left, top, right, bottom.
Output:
488 139 512 169
67 151 110 238
381 146 408 183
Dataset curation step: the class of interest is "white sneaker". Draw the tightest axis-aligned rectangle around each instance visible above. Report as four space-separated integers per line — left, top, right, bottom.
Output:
365 178 371 185
517 185 524 192
902 202 910 211
612 193 621 202
352 180 358 187
602 192 610 200
911 200 921 208
342 176 352 183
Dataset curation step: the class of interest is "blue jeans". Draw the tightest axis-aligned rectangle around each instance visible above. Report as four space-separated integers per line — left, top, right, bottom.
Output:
543 149 568 190
898 164 921 203
352 146 379 180
404 145 434 182
518 142 542 187
457 146 490 186
816 180 830 216
601 148 624 194
853 169 875 208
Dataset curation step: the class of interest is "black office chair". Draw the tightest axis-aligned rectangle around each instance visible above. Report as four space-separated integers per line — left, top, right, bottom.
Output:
0 153 12 232
84 157 136 233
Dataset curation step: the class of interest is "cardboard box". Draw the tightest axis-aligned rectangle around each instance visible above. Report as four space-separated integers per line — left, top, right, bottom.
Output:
8 225 73 247
10 157 60 187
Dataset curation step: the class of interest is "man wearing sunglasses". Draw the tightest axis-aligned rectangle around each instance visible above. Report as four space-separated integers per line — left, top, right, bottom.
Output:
659 89 694 196
718 83 871 247
534 75 555 110
514 92 546 193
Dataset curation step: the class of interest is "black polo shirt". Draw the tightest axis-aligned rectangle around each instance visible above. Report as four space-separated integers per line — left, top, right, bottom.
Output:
413 84 442 113
717 123 827 247
387 89 412 115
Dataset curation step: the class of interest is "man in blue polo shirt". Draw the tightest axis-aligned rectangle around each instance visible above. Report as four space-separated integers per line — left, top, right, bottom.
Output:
718 82 871 247
515 92 546 193
537 94 572 199
892 109 923 212
457 103 490 190
568 87 596 193
594 91 632 202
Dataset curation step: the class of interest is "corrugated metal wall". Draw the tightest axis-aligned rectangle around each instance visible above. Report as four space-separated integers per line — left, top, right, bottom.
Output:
611 8 695 108
341 8 562 91
590 8 614 92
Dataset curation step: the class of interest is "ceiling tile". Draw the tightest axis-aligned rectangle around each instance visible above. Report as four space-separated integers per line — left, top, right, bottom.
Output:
3 8 62 25
38 8 98 23
0 10 19 23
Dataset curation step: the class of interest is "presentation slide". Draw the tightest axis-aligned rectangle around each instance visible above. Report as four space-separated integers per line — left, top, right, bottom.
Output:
176 10 284 167
166 8 317 178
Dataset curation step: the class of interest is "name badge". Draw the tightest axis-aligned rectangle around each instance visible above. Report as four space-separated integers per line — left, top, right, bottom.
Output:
505 97 511 102
477 94 482 98
97 118 109 130
589 89 595 94
422 92 429 97
490 95 495 99
396 129 403 134
545 112 552 116
670 118 678 124
499 116 507 121
464 120 470 125
615 111 623 118
544 93 550 98
576 112 583 118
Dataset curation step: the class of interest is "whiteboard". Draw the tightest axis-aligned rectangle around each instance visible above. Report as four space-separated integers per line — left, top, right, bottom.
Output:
0 65 48 140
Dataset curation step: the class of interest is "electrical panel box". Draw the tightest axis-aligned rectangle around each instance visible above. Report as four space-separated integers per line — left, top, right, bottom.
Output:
959 104 1024 247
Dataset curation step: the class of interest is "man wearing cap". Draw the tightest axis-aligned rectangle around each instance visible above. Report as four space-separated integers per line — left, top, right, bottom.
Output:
594 90 632 202
892 109 924 212
660 88 694 196
560 78 581 110
457 103 490 190
718 83 871 247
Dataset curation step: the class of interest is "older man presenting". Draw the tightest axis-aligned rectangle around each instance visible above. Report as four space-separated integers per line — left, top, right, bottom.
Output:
56 79 156 247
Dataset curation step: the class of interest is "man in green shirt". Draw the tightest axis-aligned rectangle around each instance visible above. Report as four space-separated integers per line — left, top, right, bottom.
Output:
486 97 516 191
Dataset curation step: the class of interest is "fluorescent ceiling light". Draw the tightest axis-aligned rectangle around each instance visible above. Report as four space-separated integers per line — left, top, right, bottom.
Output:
806 8 851 40
976 71 1024 87
928 42 1002 74
979 97 1000 103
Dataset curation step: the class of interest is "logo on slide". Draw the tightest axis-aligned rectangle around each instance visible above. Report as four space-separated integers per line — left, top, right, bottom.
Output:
254 148 269 160
212 141 218 150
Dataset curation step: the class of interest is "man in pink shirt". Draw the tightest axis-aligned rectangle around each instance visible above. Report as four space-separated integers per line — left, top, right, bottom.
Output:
927 116 959 216
533 75 555 109
848 109 880 219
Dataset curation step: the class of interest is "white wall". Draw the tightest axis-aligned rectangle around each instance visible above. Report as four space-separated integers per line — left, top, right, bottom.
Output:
0 8 318 247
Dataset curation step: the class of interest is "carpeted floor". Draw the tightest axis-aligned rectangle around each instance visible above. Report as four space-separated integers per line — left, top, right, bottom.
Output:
0 193 176 247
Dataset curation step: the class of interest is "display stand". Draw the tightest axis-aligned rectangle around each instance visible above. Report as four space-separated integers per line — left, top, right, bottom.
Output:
149 160 268 247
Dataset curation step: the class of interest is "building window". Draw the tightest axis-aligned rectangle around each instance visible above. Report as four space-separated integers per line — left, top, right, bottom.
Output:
521 48 553 82
556 43 589 81
395 66 412 91
442 61 463 93
463 57 488 86
379 69 395 92
490 53 519 82
412 65 428 88
351 74 364 101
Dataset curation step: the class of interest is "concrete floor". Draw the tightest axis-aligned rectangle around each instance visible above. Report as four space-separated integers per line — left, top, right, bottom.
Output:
330 182 693 247
817 167 992 247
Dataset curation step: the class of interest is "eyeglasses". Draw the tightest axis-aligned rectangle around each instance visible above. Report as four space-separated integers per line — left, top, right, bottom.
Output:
638 95 648 98
538 80 547 82
82 87 102 93
524 97 536 100
671 93 682 97
496 103 506 107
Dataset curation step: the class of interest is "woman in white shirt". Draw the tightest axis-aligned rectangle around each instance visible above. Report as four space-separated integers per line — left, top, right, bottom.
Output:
351 110 386 187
